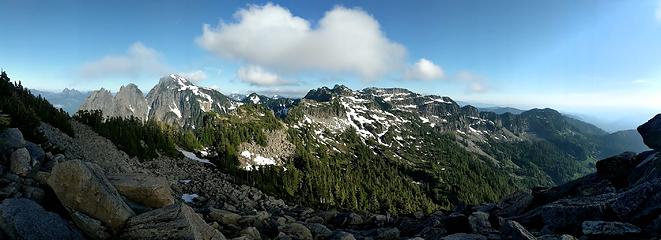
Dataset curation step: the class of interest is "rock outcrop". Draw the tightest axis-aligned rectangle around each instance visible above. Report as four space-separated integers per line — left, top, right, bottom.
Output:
119 203 225 240
48 159 135 231
638 113 661 151
107 174 174 208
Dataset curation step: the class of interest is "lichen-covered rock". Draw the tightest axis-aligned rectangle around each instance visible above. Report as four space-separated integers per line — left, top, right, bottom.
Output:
119 203 225 240
107 173 174 208
47 159 135 231
10 147 31 176
0 198 84 240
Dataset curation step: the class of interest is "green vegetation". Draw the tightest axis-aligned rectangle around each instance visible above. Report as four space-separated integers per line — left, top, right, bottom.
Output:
195 105 282 171
0 71 73 141
74 109 180 159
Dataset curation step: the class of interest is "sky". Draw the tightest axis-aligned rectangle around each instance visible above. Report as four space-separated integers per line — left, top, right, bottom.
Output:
1 0 660 130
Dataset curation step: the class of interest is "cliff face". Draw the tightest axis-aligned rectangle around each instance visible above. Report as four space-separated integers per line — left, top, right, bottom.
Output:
79 85 148 121
78 88 114 118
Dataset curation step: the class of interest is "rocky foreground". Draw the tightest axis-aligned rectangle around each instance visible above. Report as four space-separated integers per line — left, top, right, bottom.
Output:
0 115 660 239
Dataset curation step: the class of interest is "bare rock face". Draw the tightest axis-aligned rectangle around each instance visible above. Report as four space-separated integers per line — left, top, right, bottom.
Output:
47 159 135 232
0 128 25 155
638 114 661 151
119 203 226 240
107 173 174 208
112 83 149 121
146 74 234 128
0 198 84 240
79 88 114 118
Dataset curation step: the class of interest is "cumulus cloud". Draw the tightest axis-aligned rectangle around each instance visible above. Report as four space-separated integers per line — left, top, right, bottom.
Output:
237 65 292 86
80 42 170 79
179 70 208 82
196 3 406 80
455 70 488 93
404 58 444 80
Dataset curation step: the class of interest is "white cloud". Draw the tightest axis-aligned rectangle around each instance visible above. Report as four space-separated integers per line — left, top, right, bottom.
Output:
80 42 170 79
404 58 444 81
179 70 207 82
237 65 291 86
455 70 488 93
196 3 406 80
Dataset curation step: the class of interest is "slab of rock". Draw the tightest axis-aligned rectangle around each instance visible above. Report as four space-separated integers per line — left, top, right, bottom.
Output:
278 222 312 240
72 211 112 240
582 221 641 237
0 198 84 240
119 203 225 240
0 128 25 155
10 147 31 176
501 220 535 240
638 114 661 151
107 173 174 208
48 159 135 231
208 208 241 226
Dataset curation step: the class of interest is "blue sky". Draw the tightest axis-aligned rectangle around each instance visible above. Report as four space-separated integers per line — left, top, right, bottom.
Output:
1 0 660 129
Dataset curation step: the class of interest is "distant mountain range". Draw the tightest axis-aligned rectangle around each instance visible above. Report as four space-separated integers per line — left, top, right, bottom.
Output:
72 75 650 209
30 88 89 114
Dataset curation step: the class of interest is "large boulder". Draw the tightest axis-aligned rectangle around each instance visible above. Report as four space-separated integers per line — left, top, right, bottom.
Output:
595 152 638 188
0 128 25 155
119 203 225 240
581 221 641 237
208 208 241 226
106 174 174 208
48 159 135 231
500 220 535 240
513 193 616 233
0 198 84 240
278 223 312 240
638 114 661 151
9 147 31 176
